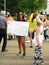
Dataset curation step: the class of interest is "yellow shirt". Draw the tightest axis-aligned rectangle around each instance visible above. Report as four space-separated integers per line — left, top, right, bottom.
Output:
29 14 37 31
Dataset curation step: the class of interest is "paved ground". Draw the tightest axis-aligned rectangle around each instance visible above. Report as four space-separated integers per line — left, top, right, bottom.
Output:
0 39 49 65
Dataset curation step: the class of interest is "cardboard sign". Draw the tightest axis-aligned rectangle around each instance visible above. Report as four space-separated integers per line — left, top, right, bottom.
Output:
7 21 29 36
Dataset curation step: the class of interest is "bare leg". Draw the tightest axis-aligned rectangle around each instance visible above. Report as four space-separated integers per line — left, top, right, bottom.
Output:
21 36 26 56
17 36 21 53
29 32 33 48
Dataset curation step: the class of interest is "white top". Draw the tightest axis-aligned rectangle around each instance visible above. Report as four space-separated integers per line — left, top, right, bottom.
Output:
33 25 44 46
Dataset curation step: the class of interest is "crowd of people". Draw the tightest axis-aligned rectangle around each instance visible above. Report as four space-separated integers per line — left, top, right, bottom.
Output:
0 11 49 65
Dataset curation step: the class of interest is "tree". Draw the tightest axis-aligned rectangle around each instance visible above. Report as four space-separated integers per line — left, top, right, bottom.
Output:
38 0 47 11
18 0 47 13
6 0 21 16
0 0 47 16
0 0 4 11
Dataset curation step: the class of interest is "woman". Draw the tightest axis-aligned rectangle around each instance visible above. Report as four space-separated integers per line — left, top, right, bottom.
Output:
29 13 37 48
16 12 26 56
33 20 46 65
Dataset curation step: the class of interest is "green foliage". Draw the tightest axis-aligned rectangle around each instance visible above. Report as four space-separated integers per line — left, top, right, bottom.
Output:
0 0 47 16
0 0 4 10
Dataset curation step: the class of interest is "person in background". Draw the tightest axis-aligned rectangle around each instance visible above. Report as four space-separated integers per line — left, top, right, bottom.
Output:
7 14 15 40
42 14 49 40
7 14 14 21
0 13 7 52
16 12 26 57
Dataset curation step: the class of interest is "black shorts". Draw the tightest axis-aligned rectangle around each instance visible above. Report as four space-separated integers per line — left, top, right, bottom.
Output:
28 31 34 39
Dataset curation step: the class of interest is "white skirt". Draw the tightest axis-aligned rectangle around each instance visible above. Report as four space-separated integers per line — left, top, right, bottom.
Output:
33 34 44 46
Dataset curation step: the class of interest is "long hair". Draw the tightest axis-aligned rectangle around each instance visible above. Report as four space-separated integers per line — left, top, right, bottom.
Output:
17 12 25 21
32 13 37 22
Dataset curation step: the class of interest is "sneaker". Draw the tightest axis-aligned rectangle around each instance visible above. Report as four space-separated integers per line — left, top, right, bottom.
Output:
1 49 8 52
34 62 38 65
41 60 46 64
20 53 26 58
16 52 22 56
23 53 26 56
30 46 33 48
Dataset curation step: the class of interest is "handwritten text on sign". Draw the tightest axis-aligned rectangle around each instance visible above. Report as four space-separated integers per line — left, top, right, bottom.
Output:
7 21 29 36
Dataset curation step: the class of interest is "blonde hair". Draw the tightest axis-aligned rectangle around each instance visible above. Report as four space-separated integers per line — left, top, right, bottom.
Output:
37 22 42 27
